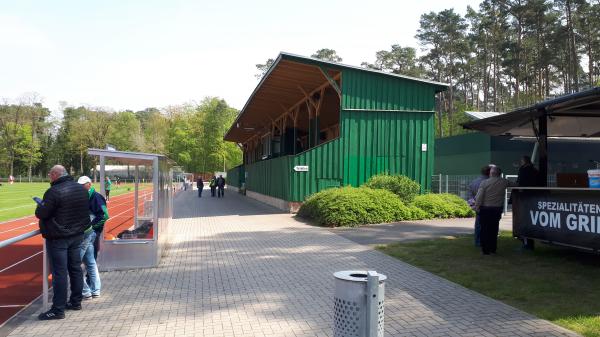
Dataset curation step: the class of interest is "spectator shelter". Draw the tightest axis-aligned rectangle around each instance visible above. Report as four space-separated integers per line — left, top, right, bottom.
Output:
225 52 448 211
88 149 174 270
463 87 600 252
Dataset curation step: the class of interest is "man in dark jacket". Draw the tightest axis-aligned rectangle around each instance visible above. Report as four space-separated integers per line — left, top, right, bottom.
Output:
35 165 90 320
216 175 226 198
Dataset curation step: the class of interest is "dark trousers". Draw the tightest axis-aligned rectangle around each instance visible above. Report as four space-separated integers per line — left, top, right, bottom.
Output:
474 214 482 247
479 206 502 254
198 186 203 197
211 187 216 197
105 190 110 201
93 230 101 260
46 234 84 313
218 187 224 198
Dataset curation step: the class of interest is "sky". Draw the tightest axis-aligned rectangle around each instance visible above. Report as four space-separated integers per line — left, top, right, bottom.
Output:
1 0 482 114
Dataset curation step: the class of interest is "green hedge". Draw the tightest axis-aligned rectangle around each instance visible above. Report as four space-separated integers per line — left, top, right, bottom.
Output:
412 193 475 218
297 186 417 227
363 174 421 203
299 176 474 227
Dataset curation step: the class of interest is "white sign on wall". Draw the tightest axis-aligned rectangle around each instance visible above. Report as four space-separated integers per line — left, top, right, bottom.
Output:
294 165 309 172
421 143 428 152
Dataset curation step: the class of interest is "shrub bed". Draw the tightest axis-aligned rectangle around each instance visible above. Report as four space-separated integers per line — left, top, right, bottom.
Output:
363 174 421 203
297 186 416 227
412 193 474 218
298 177 474 227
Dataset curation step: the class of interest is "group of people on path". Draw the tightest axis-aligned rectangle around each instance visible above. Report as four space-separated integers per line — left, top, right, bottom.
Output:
35 165 109 320
468 156 541 255
196 175 226 198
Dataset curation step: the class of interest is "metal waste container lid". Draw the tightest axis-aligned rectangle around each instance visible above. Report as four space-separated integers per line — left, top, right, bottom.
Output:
334 270 387 282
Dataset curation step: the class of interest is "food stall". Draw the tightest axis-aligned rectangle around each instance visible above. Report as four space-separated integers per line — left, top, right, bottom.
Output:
463 87 600 252
88 148 174 270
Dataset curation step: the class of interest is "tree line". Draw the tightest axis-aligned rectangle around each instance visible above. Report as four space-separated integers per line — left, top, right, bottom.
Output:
259 1 600 137
0 95 241 180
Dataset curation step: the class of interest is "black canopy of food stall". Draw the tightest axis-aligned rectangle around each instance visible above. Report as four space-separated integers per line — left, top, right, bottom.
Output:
463 87 600 185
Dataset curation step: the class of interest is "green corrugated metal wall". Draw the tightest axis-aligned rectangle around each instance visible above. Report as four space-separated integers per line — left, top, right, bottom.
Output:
239 67 440 203
340 110 434 193
226 165 244 188
245 156 291 200
339 69 437 193
342 69 437 111
290 138 343 201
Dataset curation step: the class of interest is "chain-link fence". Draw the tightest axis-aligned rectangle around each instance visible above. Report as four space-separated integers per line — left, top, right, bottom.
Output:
431 174 556 198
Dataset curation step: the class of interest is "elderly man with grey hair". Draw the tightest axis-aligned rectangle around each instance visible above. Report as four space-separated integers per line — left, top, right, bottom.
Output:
35 165 91 320
474 166 515 255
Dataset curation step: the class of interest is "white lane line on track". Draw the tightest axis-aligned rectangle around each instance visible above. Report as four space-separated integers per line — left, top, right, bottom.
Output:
0 191 152 226
0 222 37 234
0 251 43 273
0 204 35 212
0 305 27 308
0 202 144 273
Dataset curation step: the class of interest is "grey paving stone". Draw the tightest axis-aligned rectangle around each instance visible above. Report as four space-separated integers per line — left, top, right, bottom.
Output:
6 189 580 337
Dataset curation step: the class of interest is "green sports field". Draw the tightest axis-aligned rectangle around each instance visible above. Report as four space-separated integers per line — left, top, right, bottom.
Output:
0 182 150 223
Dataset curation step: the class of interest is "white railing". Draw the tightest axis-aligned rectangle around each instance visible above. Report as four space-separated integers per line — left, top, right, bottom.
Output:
0 230 49 311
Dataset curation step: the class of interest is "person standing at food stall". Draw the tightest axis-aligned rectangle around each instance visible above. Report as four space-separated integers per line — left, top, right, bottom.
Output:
468 165 492 247
475 166 514 255
517 155 540 249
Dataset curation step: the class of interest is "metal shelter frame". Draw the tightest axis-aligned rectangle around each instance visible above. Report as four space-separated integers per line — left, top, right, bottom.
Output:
88 148 174 271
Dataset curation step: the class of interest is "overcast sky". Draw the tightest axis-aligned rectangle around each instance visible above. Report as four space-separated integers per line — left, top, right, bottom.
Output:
1 0 481 113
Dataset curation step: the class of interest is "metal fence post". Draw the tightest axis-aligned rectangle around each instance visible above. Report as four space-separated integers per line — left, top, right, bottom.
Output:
445 175 449 193
438 174 442 194
42 239 49 311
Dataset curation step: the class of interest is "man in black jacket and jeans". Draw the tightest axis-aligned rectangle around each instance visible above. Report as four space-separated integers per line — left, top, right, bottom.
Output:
36 165 90 320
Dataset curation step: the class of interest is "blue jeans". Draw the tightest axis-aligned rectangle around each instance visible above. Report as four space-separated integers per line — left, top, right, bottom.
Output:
80 231 101 296
474 214 481 247
46 234 84 313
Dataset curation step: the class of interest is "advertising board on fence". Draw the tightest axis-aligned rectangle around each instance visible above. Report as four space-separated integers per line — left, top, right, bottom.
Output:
512 188 600 251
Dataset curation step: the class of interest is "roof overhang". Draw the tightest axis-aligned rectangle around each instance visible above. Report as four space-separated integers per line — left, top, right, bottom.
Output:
225 52 449 144
463 87 600 137
88 148 175 166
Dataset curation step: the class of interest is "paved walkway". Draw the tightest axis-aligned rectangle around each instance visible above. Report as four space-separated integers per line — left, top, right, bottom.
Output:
6 188 578 337
332 214 513 246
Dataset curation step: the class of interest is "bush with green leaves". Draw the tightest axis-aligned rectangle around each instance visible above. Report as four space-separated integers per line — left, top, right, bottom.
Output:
363 174 421 203
412 193 474 218
298 186 416 227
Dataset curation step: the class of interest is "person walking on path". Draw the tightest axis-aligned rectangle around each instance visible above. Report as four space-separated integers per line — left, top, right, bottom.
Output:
216 175 226 198
209 176 217 197
105 176 112 201
475 166 515 255
77 176 109 298
468 165 492 247
196 176 204 198
35 165 90 320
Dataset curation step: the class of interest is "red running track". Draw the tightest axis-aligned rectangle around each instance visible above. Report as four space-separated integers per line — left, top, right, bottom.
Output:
0 190 152 326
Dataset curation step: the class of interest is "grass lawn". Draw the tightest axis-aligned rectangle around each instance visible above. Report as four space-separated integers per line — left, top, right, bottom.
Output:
378 231 600 337
0 182 151 222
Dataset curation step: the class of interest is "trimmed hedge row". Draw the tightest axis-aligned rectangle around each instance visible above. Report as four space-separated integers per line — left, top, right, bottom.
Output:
363 174 421 203
297 174 474 227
